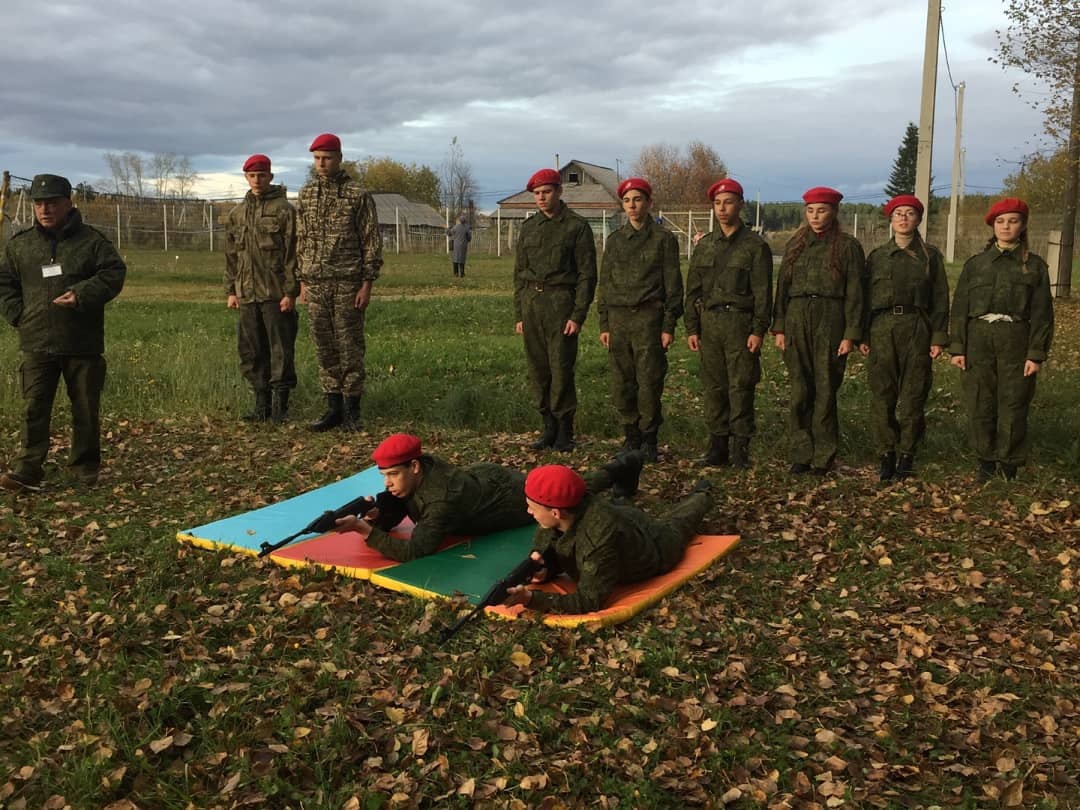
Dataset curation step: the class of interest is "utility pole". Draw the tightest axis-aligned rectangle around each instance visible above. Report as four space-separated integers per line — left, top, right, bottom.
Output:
914 0 941 238
946 81 965 263
1056 31 1080 299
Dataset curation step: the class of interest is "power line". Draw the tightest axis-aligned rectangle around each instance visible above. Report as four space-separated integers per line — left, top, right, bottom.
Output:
939 14 958 92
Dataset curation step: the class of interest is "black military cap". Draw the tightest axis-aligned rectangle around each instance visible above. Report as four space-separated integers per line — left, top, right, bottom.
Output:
30 174 73 200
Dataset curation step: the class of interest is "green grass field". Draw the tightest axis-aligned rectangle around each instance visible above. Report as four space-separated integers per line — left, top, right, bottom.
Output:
1 248 1078 808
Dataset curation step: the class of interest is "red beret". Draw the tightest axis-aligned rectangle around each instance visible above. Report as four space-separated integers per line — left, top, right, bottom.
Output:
617 177 652 199
883 194 924 218
803 186 843 206
242 154 271 173
526 168 561 191
525 465 586 509
309 133 342 153
985 197 1029 226
708 178 744 200
371 433 422 468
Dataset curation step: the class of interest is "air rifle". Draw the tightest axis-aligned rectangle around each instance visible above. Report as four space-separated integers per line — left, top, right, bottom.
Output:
438 550 554 644
257 493 376 557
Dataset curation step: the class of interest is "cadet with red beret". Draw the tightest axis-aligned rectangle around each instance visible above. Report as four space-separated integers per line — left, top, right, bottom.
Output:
772 187 866 475
334 434 645 562
514 168 598 451
859 195 949 481
502 465 713 614
596 177 683 461
684 178 773 468
222 154 299 423
297 133 383 432
948 198 1053 481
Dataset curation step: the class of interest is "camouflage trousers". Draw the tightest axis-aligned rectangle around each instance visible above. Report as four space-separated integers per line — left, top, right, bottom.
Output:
781 298 848 469
15 353 106 484
866 312 933 456
962 319 1038 466
605 304 668 434
305 280 367 397
237 301 298 393
520 287 578 419
644 490 713 573
699 308 761 439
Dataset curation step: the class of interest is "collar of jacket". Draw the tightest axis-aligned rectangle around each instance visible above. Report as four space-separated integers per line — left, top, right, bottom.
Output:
247 185 287 204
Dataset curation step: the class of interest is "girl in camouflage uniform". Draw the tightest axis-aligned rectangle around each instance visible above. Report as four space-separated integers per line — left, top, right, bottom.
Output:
772 187 865 475
949 198 1054 481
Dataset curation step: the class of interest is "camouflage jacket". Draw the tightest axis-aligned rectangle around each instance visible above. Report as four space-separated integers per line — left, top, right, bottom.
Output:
685 223 773 338
948 246 1054 362
296 171 383 283
597 218 684 334
528 494 669 614
365 456 529 562
863 238 950 346
222 185 299 303
0 209 126 355
772 230 865 342
513 201 597 324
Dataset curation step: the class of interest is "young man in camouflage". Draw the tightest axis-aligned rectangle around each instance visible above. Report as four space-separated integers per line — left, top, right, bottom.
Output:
333 434 644 563
502 465 712 614
297 133 383 432
223 154 299 423
0 174 126 491
685 179 773 468
597 177 682 462
513 168 597 451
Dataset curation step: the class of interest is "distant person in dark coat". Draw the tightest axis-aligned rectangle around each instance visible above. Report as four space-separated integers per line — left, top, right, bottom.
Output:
448 213 471 277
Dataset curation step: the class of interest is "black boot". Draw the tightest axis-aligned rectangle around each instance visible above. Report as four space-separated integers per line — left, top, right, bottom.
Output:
553 414 575 452
703 435 729 467
309 393 344 432
531 413 558 450
879 451 897 481
1001 462 1018 481
895 453 914 479
977 460 997 482
341 396 362 432
641 431 659 463
243 389 271 422
271 389 290 423
621 424 642 452
731 436 750 469
603 450 645 499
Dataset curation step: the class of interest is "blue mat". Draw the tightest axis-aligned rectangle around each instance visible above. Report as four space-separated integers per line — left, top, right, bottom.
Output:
177 466 385 554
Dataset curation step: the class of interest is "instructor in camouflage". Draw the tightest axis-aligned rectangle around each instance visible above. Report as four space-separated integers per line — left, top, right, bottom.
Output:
685 178 773 469
223 154 299 423
334 433 645 562
0 174 126 492
860 195 949 481
514 168 597 452
772 187 865 475
502 465 713 614
949 198 1053 482
297 133 383 432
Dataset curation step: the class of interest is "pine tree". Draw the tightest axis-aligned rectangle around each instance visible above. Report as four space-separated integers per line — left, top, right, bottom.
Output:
884 123 919 198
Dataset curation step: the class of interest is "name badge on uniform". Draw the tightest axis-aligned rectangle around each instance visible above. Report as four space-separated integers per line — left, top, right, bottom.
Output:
41 263 62 278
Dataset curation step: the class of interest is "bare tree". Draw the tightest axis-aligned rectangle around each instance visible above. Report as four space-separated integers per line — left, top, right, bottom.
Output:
631 140 728 205
173 156 200 199
149 152 177 198
441 137 477 218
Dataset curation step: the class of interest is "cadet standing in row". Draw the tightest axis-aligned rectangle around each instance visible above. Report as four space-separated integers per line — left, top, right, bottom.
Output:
0 174 126 492
596 177 683 461
772 187 865 475
297 133 383 432
513 168 597 451
685 178 772 468
949 198 1054 481
223 154 299 423
860 195 949 481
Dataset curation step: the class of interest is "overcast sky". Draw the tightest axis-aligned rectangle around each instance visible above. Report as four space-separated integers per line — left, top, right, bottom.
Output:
0 0 1050 207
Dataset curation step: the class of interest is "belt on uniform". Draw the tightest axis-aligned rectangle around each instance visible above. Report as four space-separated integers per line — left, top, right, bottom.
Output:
873 305 920 316
609 300 663 312
975 313 1018 323
790 294 842 300
708 303 752 313
526 282 573 292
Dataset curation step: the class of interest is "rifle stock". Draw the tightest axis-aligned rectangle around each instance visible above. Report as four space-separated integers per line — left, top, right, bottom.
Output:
257 493 376 557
